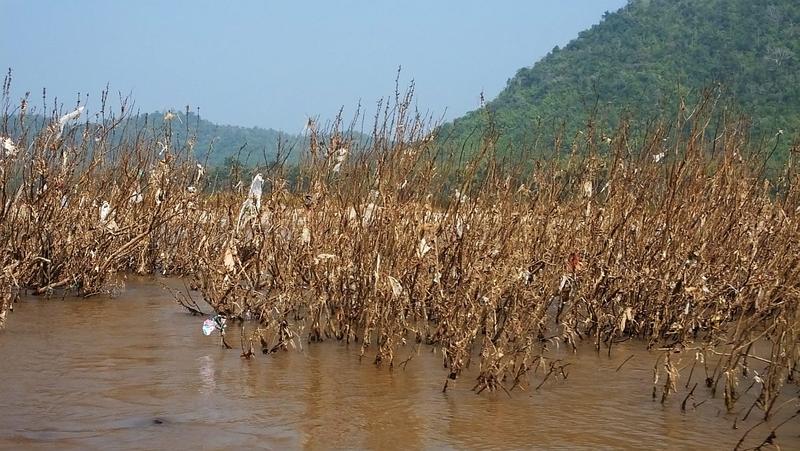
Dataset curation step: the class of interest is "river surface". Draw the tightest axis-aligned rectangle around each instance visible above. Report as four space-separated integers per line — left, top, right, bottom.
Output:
0 279 798 450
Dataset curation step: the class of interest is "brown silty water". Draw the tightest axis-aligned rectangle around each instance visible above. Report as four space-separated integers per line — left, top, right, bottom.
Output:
0 279 797 450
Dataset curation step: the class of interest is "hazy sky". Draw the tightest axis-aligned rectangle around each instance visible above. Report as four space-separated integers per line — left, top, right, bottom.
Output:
3 0 627 132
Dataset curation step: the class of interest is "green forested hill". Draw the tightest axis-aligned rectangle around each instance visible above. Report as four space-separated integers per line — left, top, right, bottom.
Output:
135 111 303 167
445 0 800 155
5 110 304 167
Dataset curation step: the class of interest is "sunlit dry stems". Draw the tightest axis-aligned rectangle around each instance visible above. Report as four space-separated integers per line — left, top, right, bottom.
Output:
0 82 797 440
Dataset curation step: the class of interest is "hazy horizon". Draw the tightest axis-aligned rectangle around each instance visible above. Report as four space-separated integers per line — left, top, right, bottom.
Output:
3 0 627 132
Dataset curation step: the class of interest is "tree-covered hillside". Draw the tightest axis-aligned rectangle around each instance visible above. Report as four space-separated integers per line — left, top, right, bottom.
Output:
135 111 303 167
445 0 800 155
4 110 304 167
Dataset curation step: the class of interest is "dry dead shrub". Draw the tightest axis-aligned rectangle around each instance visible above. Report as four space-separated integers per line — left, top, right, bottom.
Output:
0 76 797 443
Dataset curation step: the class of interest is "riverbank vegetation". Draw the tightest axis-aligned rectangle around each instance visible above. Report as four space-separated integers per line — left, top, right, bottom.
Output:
1 76 798 447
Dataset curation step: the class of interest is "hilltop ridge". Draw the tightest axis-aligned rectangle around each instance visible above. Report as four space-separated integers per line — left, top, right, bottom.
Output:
445 0 800 157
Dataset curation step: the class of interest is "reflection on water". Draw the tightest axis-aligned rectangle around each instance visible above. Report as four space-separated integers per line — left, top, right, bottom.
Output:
198 355 216 395
0 279 797 450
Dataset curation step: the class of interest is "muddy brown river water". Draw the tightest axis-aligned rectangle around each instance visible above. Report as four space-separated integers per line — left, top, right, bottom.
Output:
0 279 798 450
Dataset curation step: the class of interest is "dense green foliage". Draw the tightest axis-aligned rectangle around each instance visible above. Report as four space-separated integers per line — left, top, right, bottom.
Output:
444 0 800 157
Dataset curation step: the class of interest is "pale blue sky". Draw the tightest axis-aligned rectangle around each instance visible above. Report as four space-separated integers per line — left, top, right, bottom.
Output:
3 0 627 132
